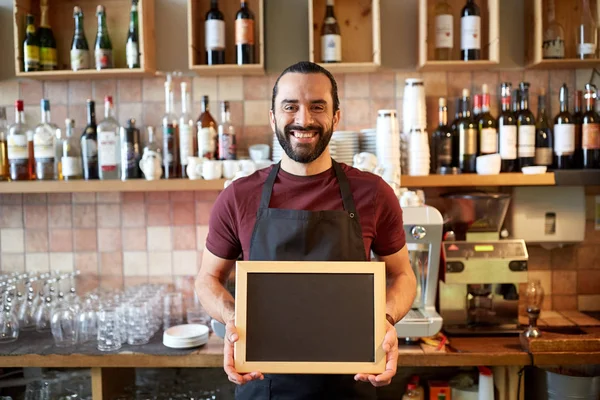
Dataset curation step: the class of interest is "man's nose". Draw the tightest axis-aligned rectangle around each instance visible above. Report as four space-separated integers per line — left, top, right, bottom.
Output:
294 106 313 126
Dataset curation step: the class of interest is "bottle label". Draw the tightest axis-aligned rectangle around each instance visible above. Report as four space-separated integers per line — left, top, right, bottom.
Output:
124 141 137 169
163 124 176 165
98 130 118 171
321 34 342 62
518 125 536 158
480 127 498 154
437 136 452 165
40 47 57 69
24 45 40 68
461 15 481 50
235 18 254 45
95 48 113 69
198 126 216 159
543 38 565 58
435 15 453 49
218 126 237 160
61 156 82 177
71 49 90 70
553 124 575 155
126 42 139 68
7 135 28 160
578 42 596 56
82 138 98 159
583 123 600 150
33 134 55 159
459 127 477 155
179 124 194 165
499 125 517 160
205 19 226 50
535 147 553 166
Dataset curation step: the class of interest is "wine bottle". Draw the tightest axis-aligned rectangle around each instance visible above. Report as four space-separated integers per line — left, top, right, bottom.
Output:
451 98 463 168
457 89 477 172
126 0 140 69
478 84 498 155
70 6 90 71
573 90 584 168
235 0 255 65
94 5 113 70
473 94 482 118
39 0 57 71
81 100 99 180
7 100 34 180
432 97 453 173
517 82 536 169
23 14 40 72
498 83 517 172
120 118 141 180
582 84 600 169
0 108 8 181
162 80 179 179
535 89 553 168
218 101 237 160
62 119 83 181
321 0 342 63
205 0 225 65
553 84 575 169
197 96 218 160
434 0 453 61
460 0 481 61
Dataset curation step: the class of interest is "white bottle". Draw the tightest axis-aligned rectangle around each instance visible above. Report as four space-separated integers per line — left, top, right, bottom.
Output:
179 82 194 175
97 95 121 180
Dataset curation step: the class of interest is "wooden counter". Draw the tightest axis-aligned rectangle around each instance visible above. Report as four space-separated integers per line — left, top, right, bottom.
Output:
1 334 598 369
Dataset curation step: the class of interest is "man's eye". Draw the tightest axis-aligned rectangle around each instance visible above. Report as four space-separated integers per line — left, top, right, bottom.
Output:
283 105 297 112
312 105 325 112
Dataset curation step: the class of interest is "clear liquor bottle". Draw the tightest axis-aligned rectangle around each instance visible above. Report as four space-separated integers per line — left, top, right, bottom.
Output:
577 0 598 59
543 0 565 59
33 99 57 180
61 119 83 180
218 101 237 160
97 96 121 179
179 82 194 178
0 107 8 181
7 100 34 180
162 80 179 179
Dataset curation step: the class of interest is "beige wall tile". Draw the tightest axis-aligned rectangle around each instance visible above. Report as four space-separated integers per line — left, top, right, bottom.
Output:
1 228 24 253
344 99 370 130
244 76 270 100
218 76 244 101
578 295 600 311
421 72 448 98
50 252 74 272
196 225 209 250
193 76 218 103
96 192 122 204
447 72 473 97
100 252 123 275
147 226 172 251
26 252 49 272
123 228 147 251
345 73 370 99
1 254 25 273
93 80 118 104
49 229 73 252
577 270 600 294
244 100 269 126
118 79 143 103
0 80 19 106
69 81 93 104
552 270 577 295
49 204 72 228
369 72 395 100
97 228 122 252
97 204 121 228
75 252 98 275
118 103 143 127
0 205 23 228
44 81 68 105
142 77 165 102
173 250 198 275
149 251 172 276
528 270 552 295
395 71 421 98
123 251 149 276
472 71 499 95
20 80 43 105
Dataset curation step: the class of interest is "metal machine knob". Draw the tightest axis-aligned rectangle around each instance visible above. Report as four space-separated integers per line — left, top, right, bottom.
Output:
411 225 426 240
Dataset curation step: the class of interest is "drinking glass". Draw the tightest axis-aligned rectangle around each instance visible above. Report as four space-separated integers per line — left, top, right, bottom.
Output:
51 302 79 347
97 308 122 352
163 292 184 329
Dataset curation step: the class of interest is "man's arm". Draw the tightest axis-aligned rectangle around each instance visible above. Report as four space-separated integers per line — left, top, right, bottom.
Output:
379 245 416 324
195 248 238 324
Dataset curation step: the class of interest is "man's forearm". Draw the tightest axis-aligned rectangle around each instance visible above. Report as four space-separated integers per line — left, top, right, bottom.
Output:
195 274 236 324
385 271 417 324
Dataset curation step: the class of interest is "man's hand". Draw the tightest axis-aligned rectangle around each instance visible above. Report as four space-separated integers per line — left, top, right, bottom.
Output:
223 319 264 385
353 320 398 387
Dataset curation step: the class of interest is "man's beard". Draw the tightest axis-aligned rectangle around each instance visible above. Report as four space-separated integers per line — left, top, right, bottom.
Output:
275 122 333 164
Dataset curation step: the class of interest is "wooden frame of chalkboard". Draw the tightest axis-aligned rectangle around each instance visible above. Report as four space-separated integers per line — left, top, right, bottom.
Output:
234 261 387 374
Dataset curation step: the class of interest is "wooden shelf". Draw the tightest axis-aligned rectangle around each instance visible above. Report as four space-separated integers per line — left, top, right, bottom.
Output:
525 0 600 68
400 173 556 187
13 0 156 78
0 179 227 193
187 0 265 76
418 0 499 71
308 0 381 70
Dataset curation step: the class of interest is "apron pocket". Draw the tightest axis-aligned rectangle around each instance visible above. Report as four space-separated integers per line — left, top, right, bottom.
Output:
235 378 271 399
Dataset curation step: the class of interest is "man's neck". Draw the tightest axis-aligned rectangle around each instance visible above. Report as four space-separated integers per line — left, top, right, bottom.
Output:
280 148 332 176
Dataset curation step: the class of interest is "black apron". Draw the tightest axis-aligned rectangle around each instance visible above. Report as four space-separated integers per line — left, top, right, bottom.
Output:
235 160 377 400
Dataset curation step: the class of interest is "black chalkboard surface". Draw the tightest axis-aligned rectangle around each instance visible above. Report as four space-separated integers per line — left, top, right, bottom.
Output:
234 261 386 374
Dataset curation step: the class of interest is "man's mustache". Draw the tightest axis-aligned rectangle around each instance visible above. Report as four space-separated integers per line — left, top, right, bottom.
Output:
284 125 323 133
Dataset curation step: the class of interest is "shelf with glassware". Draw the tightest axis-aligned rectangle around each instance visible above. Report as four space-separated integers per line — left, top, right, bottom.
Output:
525 0 600 69
13 0 156 80
307 0 381 74
417 0 499 71
187 0 265 76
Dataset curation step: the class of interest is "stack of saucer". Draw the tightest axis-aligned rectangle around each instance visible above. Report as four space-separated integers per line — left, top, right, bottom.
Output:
331 131 358 165
272 134 283 162
163 324 209 349
359 129 377 154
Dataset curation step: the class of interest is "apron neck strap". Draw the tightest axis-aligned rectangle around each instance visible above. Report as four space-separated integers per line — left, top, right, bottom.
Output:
259 160 357 213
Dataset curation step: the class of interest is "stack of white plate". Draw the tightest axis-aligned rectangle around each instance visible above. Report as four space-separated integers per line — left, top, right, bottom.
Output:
359 129 377 154
331 131 359 165
163 324 209 349
272 134 283 162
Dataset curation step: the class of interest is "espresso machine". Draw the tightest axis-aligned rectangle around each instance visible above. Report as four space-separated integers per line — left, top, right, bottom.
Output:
438 192 529 335
394 205 443 339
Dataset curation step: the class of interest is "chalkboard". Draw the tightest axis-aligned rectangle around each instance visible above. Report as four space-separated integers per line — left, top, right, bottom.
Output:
234 261 386 374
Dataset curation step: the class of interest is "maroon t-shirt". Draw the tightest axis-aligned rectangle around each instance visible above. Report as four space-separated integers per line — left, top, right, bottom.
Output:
206 163 406 261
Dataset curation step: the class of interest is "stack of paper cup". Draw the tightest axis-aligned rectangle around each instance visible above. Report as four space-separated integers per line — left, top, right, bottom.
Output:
408 128 430 176
402 79 427 134
376 109 401 187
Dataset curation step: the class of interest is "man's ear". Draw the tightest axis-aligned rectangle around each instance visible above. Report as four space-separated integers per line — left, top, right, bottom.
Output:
332 109 341 131
269 109 276 132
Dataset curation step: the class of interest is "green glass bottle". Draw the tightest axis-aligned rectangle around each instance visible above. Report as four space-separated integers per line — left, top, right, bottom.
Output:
94 5 113 70
70 6 90 70
23 14 40 72
39 0 57 71
126 0 140 68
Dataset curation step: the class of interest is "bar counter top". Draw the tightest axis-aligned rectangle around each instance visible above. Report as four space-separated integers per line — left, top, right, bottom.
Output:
1 330 599 368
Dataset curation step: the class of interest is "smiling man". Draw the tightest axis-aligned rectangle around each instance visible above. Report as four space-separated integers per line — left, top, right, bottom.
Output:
195 61 416 399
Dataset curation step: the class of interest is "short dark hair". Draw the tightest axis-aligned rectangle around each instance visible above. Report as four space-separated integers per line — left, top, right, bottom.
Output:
271 61 340 113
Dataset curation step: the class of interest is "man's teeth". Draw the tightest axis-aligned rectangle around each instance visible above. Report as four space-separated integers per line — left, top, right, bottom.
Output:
293 131 315 138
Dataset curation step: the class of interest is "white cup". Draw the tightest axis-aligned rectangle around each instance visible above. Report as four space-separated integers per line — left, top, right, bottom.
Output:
186 157 203 180
353 152 379 172
223 160 240 179
202 160 223 180
249 144 270 162
238 159 257 175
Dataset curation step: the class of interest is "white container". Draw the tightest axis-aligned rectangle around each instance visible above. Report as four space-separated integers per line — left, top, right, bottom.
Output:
476 153 501 175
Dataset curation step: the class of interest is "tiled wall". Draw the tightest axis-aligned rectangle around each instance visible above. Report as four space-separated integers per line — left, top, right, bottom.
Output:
0 69 599 310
